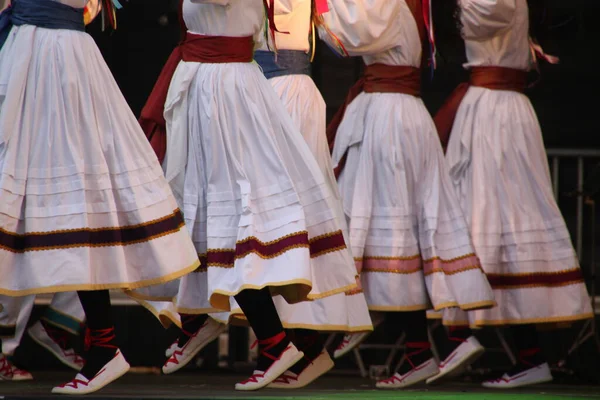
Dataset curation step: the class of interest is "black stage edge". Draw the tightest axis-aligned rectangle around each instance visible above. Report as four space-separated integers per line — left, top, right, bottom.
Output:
2 373 600 400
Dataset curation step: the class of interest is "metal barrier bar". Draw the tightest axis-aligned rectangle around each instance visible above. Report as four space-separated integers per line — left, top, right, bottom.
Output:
552 157 560 200
577 156 585 259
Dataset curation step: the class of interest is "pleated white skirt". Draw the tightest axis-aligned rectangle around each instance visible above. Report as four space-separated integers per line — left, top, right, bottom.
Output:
441 87 592 326
332 91 495 312
130 61 357 312
0 25 199 296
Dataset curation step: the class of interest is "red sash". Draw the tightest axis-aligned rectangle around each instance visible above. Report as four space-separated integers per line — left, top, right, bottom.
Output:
139 1 254 162
326 64 421 179
434 66 528 151
326 0 427 178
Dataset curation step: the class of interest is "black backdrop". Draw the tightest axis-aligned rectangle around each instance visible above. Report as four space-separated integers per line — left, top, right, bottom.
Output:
87 0 600 148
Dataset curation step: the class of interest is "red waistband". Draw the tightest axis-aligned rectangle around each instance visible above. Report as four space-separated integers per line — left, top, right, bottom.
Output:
363 64 421 96
326 64 421 179
139 33 254 162
180 32 254 64
434 66 528 151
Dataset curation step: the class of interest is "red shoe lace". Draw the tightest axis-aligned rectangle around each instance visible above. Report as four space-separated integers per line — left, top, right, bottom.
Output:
448 326 470 344
518 347 542 368
84 327 117 351
180 315 207 340
297 332 321 364
0 356 13 378
336 335 350 350
240 332 288 385
379 374 403 384
404 342 431 370
42 321 71 350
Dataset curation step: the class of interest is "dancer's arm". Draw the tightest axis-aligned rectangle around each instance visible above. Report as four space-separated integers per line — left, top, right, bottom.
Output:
317 0 402 56
459 0 516 40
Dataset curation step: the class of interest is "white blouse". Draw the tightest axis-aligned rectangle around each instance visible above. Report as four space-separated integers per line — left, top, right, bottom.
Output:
460 0 532 70
317 0 422 68
184 0 265 44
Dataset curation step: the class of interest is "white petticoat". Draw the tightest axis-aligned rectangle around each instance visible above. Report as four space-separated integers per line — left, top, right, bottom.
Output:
129 61 357 312
332 91 495 312
441 86 592 327
204 75 371 332
0 26 199 296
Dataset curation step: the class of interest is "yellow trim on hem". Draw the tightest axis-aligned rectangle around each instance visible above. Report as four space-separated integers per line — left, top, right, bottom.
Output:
307 282 358 300
470 312 594 327
368 300 496 313
214 311 373 333
210 279 313 311
210 279 358 311
368 304 430 312
0 259 201 297
426 313 443 320
125 291 174 303
439 312 594 329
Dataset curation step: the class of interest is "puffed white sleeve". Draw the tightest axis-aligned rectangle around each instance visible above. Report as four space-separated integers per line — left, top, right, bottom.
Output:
317 0 402 56
459 0 517 40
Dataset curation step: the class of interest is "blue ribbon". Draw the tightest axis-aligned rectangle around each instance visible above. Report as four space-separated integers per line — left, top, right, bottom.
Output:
254 50 312 80
0 0 85 50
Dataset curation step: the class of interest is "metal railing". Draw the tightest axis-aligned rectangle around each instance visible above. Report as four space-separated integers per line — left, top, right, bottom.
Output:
547 148 600 259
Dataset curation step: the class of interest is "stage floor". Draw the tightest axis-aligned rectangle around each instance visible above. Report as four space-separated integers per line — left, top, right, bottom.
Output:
1 372 599 400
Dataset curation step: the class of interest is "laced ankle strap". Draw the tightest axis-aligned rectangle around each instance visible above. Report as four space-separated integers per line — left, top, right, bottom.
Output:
296 333 321 364
41 320 71 350
448 326 470 343
84 327 117 351
518 347 542 367
180 314 206 338
298 332 319 350
251 331 287 362
405 341 431 369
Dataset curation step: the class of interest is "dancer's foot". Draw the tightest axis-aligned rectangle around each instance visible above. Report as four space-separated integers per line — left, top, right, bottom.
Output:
376 358 439 389
482 362 553 389
52 327 129 395
51 350 130 394
426 335 484 384
0 354 33 381
333 332 370 359
235 332 303 391
163 318 227 374
28 321 85 371
268 350 334 389
377 342 438 389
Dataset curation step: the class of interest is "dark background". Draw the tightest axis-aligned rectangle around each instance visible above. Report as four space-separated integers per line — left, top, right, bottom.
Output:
87 0 599 148
23 0 591 382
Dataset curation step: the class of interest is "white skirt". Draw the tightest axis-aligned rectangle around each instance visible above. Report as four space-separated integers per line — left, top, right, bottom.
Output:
441 86 592 327
135 75 371 332
332 91 495 312
203 75 371 332
0 26 199 296
130 61 357 312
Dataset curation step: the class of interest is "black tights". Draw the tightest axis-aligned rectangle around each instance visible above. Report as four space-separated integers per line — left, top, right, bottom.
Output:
234 287 289 371
387 311 433 374
178 314 209 346
286 329 325 374
77 290 118 379
510 324 545 371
